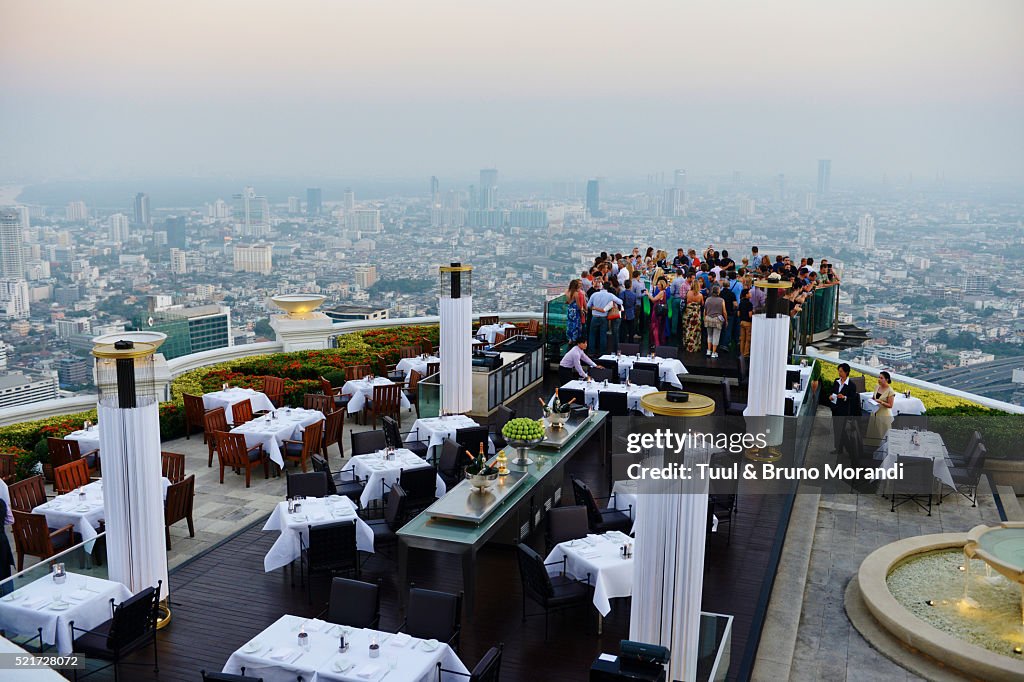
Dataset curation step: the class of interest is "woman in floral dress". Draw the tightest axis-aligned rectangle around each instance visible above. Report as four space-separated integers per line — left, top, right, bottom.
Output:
565 279 587 343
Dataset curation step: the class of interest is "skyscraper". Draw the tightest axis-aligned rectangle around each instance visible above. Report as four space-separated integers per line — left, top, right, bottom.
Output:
306 188 322 216
0 208 25 278
65 201 88 221
585 179 601 218
856 214 875 249
134 192 151 226
343 188 356 211
165 216 187 249
108 213 130 243
232 187 270 237
817 160 831 195
673 169 688 203
662 188 682 217
430 176 440 206
479 169 498 210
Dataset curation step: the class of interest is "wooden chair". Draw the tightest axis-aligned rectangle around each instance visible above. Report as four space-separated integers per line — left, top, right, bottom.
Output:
232 398 254 425
283 419 324 472
47 437 97 483
404 370 421 416
0 453 16 484
183 393 209 441
262 376 285 408
479 315 499 327
53 459 90 495
9 475 47 512
321 409 344 459
303 393 333 413
213 432 268 488
164 474 195 549
344 364 372 382
203 407 229 467
399 345 419 359
161 451 186 484
493 332 506 344
319 377 351 412
379 354 405 384
505 326 523 339
426 361 440 379
419 339 434 356
524 319 540 335
369 384 402 429
12 511 75 571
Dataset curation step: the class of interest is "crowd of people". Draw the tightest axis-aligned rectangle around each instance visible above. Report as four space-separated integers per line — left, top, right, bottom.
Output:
563 245 840 359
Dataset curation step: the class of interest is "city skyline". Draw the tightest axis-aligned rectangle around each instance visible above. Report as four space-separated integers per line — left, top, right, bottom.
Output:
1 1 1022 181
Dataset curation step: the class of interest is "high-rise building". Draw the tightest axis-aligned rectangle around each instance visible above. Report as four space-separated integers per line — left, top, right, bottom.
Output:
856 214 876 249
430 176 440 206
585 179 601 218
169 248 188 274
962 273 990 297
0 278 31 319
0 372 59 409
136 304 232 360
57 357 91 388
817 159 831 195
345 209 382 234
233 243 274 274
15 206 29 230
354 265 378 289
287 196 301 215
673 169 688 203
663 188 682 217
108 213 130 243
131 192 150 227
165 216 187 249
0 208 25 278
306 188 322 216
65 201 88 221
343 188 356 212
479 169 498 210
232 187 270 237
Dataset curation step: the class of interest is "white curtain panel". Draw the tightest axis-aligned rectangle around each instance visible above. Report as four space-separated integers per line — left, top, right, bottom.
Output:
630 447 710 681
744 314 789 418
98 402 170 600
439 296 472 414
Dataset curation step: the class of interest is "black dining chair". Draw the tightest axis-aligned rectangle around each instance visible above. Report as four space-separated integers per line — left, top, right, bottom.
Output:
383 415 429 459
70 581 161 681
351 430 387 457
398 466 439 515
627 368 658 388
310 453 365 507
597 391 629 417
547 505 589 551
299 521 359 603
455 426 490 465
556 388 586 411
516 543 593 640
201 671 264 682
365 483 406 558
946 444 987 507
890 455 934 516
320 577 382 629
437 643 504 682
285 471 329 499
595 357 620 382
436 438 464 490
618 342 640 356
722 379 747 416
400 585 463 651
588 366 615 383
654 345 678 359
489 405 516 451
570 476 633 533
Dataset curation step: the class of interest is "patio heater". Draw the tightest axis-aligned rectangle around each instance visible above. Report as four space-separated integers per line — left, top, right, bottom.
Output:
743 278 791 460
92 339 171 626
438 263 473 414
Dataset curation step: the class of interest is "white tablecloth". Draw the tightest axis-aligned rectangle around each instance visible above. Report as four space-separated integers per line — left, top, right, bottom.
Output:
545 532 634 616
223 614 470 682
476 323 515 344
611 479 716 533
597 354 688 388
203 388 276 425
860 392 927 416
65 426 100 455
231 408 325 468
407 415 482 452
32 478 170 550
340 449 445 509
395 356 440 381
263 496 374 572
0 573 132 654
877 429 954 489
341 377 412 415
559 380 658 417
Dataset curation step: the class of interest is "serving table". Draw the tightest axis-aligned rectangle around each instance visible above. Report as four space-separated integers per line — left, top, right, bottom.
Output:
639 392 715 417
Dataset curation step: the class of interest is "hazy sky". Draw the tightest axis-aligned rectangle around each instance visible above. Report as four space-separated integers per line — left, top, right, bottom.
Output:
1 0 1022 183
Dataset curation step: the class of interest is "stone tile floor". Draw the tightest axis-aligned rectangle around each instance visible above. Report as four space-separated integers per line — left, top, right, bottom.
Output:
789 416 1005 682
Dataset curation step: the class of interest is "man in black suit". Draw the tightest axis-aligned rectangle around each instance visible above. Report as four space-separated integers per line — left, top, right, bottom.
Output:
829 363 862 452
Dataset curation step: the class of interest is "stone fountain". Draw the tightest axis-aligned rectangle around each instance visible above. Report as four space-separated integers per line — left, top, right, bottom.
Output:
965 522 1024 625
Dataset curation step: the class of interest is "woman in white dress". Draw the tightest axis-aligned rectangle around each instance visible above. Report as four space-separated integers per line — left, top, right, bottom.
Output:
866 371 896 446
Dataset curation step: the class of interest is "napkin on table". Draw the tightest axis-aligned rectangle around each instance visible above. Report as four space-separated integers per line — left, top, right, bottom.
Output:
23 596 49 609
355 663 382 678
388 632 411 647
269 647 295 661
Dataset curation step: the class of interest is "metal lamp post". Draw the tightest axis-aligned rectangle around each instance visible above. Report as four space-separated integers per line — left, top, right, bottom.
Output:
91 339 171 627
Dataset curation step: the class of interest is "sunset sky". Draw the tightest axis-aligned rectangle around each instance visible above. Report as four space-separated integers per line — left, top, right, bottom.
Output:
1 0 1021 181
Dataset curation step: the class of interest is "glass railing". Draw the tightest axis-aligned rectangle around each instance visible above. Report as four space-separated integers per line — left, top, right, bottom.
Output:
543 295 569 362
798 284 839 344
417 375 441 418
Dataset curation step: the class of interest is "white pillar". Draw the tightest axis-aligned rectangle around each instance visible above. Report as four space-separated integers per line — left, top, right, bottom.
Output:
99 402 169 600
630 447 710 681
439 297 472 414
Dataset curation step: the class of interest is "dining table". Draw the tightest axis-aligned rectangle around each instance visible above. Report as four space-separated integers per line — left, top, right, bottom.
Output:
395 355 440 381
262 495 375 573
230 407 325 468
0 572 132 655
406 415 486 457
860 392 927 417
876 429 954 492
476 322 516 344
222 613 470 682
610 479 717 533
597 354 688 388
64 425 101 455
544 531 634 617
32 478 170 550
339 448 445 509
558 379 659 416
203 387 277 424
340 377 412 415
